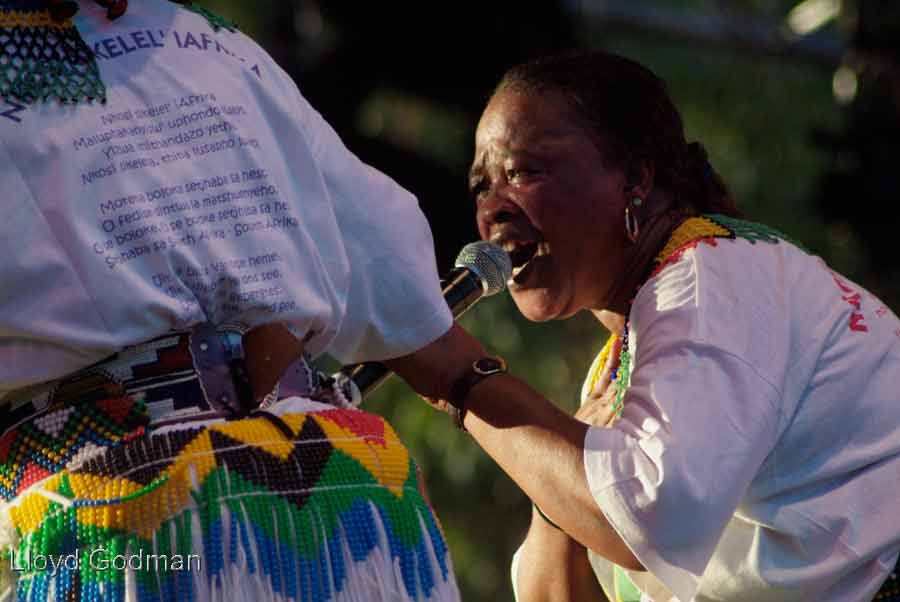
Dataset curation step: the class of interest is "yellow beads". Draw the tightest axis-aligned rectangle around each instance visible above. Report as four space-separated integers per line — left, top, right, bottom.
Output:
655 216 733 265
0 10 72 30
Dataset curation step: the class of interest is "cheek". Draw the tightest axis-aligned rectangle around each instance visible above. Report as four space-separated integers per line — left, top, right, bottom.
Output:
474 201 488 237
476 215 490 241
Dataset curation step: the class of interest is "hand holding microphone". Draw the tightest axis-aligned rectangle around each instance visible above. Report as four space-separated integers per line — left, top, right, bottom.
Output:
337 241 512 404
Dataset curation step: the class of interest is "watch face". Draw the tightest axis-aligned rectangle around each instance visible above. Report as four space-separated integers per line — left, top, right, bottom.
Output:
473 357 507 375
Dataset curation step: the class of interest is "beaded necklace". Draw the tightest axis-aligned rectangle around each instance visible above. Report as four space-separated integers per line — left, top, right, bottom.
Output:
609 324 631 418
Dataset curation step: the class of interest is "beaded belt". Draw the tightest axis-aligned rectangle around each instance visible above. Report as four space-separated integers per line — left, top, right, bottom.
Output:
0 323 253 439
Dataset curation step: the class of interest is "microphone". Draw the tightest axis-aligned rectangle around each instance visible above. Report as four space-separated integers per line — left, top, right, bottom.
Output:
337 241 512 403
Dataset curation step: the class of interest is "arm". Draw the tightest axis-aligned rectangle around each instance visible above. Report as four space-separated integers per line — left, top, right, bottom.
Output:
514 506 610 602
242 323 304 403
461 370 643 571
511 353 623 601
385 323 643 571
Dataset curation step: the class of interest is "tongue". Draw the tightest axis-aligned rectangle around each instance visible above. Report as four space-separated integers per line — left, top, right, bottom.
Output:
512 257 537 284
511 243 538 270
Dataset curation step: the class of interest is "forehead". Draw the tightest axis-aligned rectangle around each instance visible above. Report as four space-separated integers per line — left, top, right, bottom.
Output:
475 89 593 153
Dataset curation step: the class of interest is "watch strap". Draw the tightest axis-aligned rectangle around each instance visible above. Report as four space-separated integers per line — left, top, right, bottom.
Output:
447 357 507 431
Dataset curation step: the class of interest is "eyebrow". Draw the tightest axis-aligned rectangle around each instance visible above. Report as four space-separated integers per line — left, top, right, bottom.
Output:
467 145 551 185
467 164 482 188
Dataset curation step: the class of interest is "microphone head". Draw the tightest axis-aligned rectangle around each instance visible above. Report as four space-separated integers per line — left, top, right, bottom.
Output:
454 241 512 296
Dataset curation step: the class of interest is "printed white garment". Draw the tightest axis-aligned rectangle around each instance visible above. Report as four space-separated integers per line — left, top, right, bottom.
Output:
0 0 452 396
581 215 900 601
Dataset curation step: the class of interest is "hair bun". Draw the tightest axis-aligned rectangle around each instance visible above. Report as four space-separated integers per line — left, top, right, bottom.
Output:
686 141 708 164
686 141 715 181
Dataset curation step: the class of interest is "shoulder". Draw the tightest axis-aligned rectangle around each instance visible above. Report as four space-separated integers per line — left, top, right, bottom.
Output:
630 214 819 385
643 214 815 309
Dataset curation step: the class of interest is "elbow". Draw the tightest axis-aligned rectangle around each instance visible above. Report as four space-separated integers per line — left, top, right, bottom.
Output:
608 550 645 572
577 503 645 572
582 537 644 572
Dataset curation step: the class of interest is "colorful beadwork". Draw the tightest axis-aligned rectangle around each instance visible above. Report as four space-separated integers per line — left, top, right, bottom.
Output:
0 0 238 106
1 404 454 602
652 214 733 270
0 1 105 104
0 396 149 501
172 1 237 32
706 213 808 251
610 325 631 419
587 333 618 395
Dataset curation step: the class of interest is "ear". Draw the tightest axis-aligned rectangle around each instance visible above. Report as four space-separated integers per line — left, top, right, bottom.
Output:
622 159 655 202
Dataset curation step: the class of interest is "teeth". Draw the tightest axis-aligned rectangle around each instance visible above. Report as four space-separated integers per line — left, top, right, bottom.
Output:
501 241 520 255
495 239 535 254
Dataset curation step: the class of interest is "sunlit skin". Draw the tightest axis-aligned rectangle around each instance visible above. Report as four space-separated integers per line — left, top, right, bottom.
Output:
389 74 704 600
469 88 647 323
388 86 670 579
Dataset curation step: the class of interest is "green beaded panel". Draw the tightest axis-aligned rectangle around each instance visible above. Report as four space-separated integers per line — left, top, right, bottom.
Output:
706 213 810 253
0 9 105 104
174 2 238 32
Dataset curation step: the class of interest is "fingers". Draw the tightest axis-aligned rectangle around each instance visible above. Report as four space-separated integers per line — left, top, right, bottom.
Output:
575 382 619 427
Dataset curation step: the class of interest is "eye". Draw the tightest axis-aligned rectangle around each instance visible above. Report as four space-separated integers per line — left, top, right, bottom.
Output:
507 166 537 182
470 178 488 201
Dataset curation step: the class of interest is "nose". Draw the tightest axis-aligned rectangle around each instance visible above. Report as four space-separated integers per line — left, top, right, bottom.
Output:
476 188 521 241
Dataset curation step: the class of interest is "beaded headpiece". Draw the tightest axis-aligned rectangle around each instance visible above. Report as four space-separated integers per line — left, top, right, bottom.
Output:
0 0 104 104
0 0 236 105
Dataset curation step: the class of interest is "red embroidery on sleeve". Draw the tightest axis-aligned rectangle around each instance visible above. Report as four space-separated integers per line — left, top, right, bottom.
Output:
830 271 869 333
842 292 862 311
831 274 854 294
850 314 869 332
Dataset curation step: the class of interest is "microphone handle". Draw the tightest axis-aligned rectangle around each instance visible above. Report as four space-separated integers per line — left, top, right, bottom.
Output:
337 268 487 400
441 267 485 319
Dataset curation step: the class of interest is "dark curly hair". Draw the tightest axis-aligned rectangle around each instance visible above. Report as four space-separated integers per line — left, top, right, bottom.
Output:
496 51 740 217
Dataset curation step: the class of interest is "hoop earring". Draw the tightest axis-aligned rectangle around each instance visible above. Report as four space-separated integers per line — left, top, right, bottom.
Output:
624 198 642 243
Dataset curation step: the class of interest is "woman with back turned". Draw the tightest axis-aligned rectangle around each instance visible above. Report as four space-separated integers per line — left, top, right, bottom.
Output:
0 1 461 600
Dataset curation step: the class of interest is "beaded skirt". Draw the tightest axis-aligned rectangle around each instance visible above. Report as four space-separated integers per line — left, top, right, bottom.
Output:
0 391 458 602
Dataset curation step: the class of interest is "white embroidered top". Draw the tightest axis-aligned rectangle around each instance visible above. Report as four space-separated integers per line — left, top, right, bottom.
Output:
581 218 900 601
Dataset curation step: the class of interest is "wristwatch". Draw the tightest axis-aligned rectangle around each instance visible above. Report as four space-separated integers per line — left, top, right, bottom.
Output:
447 356 507 430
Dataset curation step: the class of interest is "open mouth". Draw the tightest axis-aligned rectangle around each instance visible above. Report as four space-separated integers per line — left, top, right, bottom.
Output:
496 238 544 284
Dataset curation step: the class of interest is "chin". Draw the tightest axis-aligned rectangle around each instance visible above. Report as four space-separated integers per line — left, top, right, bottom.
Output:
511 290 567 322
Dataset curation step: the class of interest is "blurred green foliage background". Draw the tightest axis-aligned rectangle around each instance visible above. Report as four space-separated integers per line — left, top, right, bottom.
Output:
198 1 900 599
